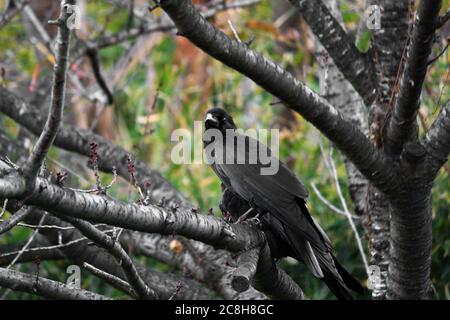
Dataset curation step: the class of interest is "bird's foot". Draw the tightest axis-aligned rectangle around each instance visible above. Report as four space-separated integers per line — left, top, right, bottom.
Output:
242 213 262 229
234 207 254 224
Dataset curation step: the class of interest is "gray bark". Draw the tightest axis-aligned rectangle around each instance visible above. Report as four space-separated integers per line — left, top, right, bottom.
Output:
0 267 112 300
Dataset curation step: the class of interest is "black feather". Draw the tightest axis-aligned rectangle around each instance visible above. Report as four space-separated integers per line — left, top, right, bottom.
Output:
205 108 364 299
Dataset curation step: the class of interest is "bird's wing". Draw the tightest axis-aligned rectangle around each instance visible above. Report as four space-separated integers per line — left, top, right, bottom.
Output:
247 135 309 199
218 134 309 198
215 134 328 252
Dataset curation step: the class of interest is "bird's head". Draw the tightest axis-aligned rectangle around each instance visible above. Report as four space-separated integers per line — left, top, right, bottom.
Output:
204 108 237 133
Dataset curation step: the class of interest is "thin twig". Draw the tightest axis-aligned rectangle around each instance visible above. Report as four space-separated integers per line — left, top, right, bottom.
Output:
23 4 52 46
59 215 157 299
47 157 91 185
75 0 261 58
168 281 183 300
7 212 47 269
310 182 359 218
0 198 8 219
0 229 116 259
327 149 369 274
139 85 161 150
83 262 137 298
69 167 118 194
0 219 109 231
319 138 332 173
427 43 449 66
0 207 33 235
227 19 242 42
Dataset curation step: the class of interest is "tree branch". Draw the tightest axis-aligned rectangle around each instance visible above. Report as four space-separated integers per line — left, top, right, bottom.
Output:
312 0 370 217
436 8 450 29
24 0 73 192
0 87 190 212
122 231 267 299
0 95 266 299
0 241 65 266
288 0 377 106
0 267 111 300
159 0 400 197
83 262 137 298
385 0 442 156
253 243 306 300
0 207 33 235
368 0 412 107
0 132 217 300
424 101 450 176
0 172 265 264
24 210 214 300
6 212 46 269
0 0 28 29
231 247 260 293
72 0 261 60
0 171 276 297
55 214 157 300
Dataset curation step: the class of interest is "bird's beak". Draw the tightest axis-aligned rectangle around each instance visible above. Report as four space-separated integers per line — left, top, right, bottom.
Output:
205 113 219 127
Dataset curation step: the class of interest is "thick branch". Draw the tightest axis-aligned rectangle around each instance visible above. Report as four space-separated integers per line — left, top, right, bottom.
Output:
364 0 412 299
424 101 450 176
0 172 264 258
289 0 377 106
24 1 72 190
0 267 111 300
385 0 442 155
159 0 400 197
123 231 267 300
231 247 260 293
388 143 433 299
253 243 306 300
368 0 411 106
313 0 370 217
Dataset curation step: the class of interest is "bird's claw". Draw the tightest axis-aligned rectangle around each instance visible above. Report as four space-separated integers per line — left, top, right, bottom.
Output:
242 214 262 228
234 207 254 224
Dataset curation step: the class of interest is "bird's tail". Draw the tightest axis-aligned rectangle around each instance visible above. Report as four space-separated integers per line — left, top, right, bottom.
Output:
283 222 364 299
332 255 365 296
292 199 365 299
321 255 365 300
322 271 353 300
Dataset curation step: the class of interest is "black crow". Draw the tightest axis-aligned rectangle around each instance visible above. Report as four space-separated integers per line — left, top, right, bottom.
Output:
203 107 364 300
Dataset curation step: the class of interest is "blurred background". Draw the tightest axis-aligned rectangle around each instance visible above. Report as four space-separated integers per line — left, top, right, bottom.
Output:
0 0 448 299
